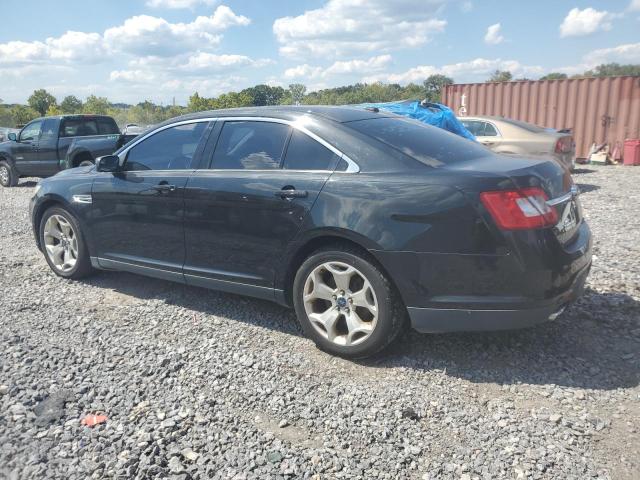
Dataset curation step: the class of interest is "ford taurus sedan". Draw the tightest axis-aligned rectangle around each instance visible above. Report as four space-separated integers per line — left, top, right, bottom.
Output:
30 106 592 358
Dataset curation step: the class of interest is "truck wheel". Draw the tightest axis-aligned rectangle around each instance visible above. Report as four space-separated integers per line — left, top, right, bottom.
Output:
0 160 18 187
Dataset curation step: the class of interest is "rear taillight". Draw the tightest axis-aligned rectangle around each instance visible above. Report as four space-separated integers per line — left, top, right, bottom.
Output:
555 137 573 154
480 187 558 230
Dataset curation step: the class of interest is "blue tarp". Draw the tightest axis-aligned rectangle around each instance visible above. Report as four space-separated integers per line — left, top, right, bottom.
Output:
355 100 476 141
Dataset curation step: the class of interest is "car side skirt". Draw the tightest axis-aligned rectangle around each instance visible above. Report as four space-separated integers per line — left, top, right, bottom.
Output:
90 257 287 306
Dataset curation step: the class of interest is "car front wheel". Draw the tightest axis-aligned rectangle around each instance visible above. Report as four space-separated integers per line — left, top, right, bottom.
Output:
39 206 93 279
0 160 17 187
293 246 405 359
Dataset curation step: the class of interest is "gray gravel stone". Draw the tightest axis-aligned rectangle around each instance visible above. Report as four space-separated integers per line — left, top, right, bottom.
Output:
1 167 639 479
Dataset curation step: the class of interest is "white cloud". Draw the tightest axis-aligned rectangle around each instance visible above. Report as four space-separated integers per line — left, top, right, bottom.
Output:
559 7 613 37
583 42 640 65
629 0 640 11
0 5 249 66
284 55 392 80
363 58 544 84
109 69 157 83
273 0 447 58
484 23 504 45
104 6 250 57
180 53 273 72
461 1 473 13
0 32 104 65
146 0 218 8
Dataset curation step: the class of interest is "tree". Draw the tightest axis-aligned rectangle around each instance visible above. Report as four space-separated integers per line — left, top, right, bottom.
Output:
583 63 640 77
487 70 512 82
83 95 111 115
539 72 568 81
28 89 57 116
46 105 63 116
423 74 454 102
60 95 83 114
288 84 307 105
241 84 286 106
9 105 38 125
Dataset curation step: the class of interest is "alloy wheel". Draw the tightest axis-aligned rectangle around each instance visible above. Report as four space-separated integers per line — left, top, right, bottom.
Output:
43 214 78 273
303 261 378 346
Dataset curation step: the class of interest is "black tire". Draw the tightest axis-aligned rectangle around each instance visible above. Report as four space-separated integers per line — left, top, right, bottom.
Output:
39 206 93 279
293 245 406 359
0 160 18 187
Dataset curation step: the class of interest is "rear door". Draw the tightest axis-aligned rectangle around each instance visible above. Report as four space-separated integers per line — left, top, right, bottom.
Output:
91 121 211 279
37 118 62 175
475 121 502 149
183 120 338 295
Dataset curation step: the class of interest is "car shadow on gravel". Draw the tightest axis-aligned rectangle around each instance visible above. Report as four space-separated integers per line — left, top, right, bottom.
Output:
576 183 600 194
84 272 638 391
15 180 38 188
572 168 596 174
376 288 640 391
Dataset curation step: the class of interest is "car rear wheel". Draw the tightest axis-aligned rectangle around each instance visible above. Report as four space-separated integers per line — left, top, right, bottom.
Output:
293 246 405 359
39 207 93 279
0 160 17 187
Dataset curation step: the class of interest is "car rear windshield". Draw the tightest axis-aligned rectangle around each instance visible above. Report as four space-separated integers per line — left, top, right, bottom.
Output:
346 117 489 167
501 118 547 134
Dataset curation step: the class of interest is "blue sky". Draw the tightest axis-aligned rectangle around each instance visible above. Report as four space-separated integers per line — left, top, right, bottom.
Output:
0 0 638 105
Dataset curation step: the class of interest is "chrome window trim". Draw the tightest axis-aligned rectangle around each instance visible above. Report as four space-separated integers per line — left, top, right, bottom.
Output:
118 116 360 173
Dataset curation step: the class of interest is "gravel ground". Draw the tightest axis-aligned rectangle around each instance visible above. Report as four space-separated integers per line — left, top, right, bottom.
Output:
1 166 639 480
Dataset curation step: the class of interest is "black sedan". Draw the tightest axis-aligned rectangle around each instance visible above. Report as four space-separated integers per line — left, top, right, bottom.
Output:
29 106 592 358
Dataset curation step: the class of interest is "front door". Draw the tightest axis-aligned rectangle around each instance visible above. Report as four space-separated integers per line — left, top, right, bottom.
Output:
13 120 42 176
90 121 210 281
183 121 339 297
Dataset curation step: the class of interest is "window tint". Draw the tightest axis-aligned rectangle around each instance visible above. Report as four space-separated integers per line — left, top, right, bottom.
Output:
348 117 489 167
461 120 481 136
97 118 120 135
124 122 207 171
20 121 42 142
211 121 290 170
284 130 339 170
61 119 98 137
482 122 498 137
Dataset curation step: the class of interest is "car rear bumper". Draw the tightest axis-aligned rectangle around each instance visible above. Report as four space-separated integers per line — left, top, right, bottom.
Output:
407 261 589 332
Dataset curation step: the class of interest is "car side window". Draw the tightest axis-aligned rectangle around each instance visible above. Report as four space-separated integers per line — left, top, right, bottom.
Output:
461 120 480 136
124 122 208 171
97 118 120 135
20 121 43 142
482 122 499 137
211 121 290 170
283 129 340 171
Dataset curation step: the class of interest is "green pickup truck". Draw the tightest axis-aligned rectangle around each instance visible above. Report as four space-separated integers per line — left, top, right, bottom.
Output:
0 115 139 187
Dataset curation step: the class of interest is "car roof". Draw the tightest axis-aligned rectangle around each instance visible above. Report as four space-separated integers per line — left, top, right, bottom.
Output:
163 105 394 127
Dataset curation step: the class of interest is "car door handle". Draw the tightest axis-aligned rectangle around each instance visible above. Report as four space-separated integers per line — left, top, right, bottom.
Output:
275 188 308 199
153 184 176 193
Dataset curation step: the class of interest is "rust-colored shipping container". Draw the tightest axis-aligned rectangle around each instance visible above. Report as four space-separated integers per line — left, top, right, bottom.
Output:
441 76 640 160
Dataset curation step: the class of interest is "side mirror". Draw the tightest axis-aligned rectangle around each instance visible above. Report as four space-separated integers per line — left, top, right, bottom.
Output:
96 155 121 173
8 133 17 142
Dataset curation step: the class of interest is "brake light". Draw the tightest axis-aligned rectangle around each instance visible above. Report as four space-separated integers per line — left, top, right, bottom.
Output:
555 137 573 154
480 187 558 230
